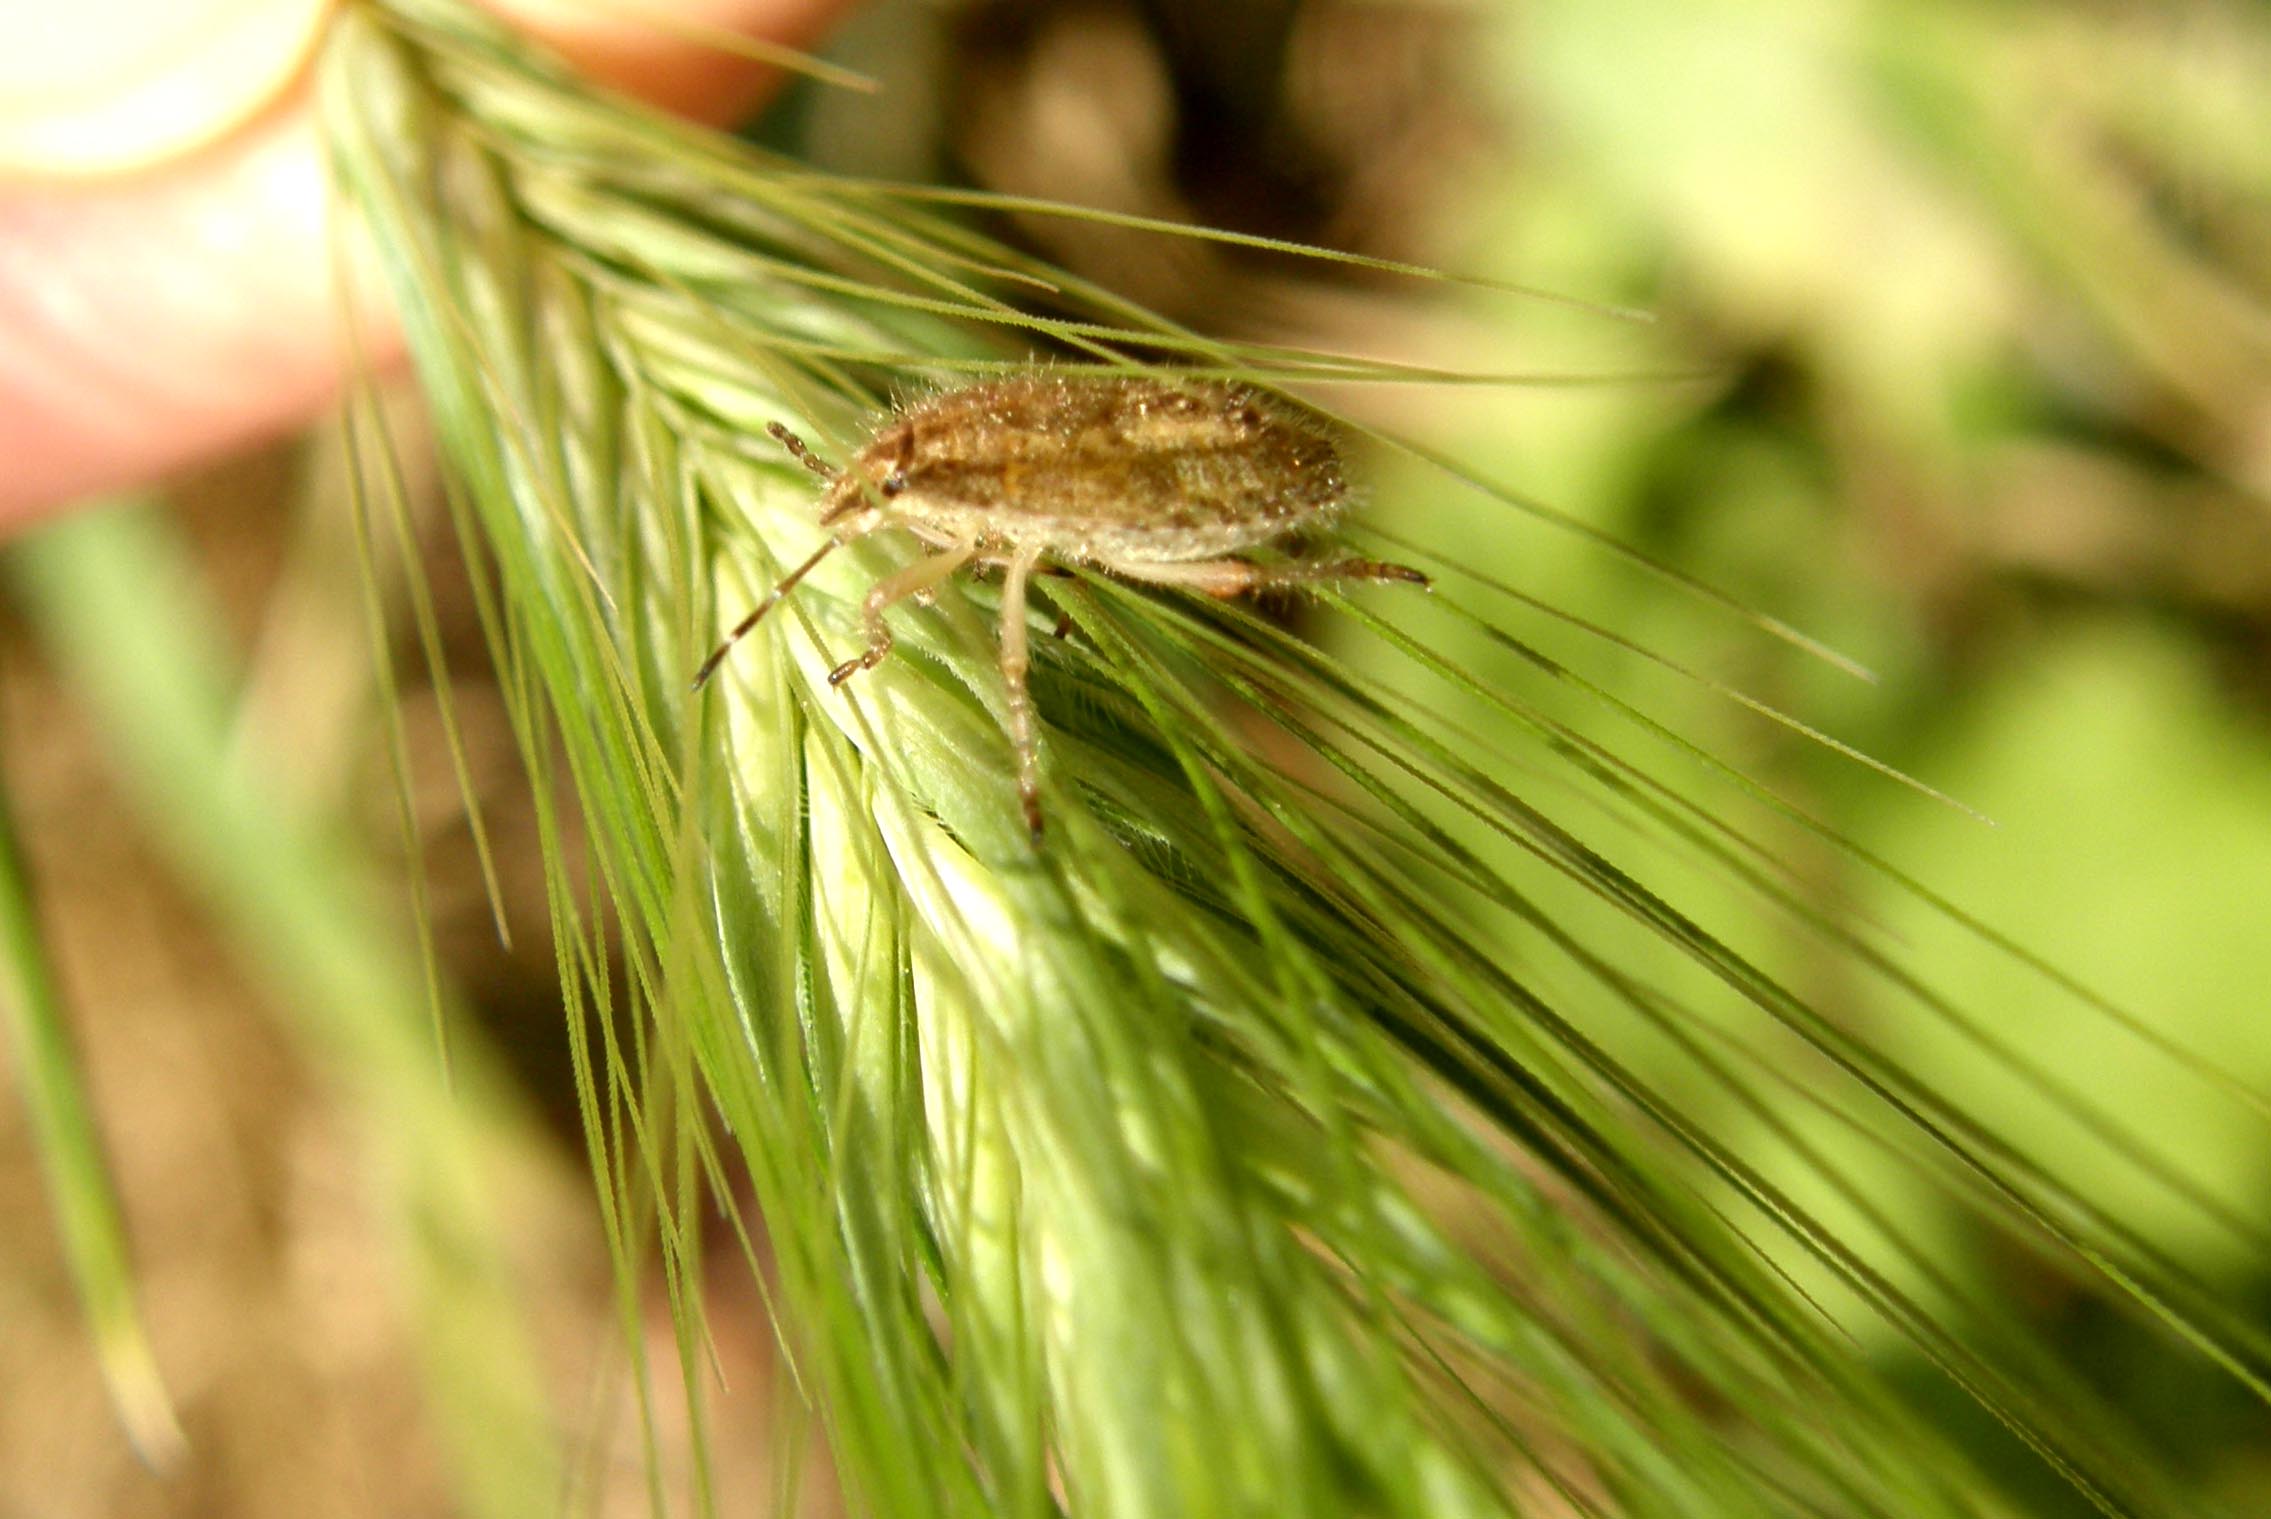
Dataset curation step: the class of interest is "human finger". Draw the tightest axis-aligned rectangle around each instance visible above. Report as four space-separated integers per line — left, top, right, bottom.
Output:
0 0 855 524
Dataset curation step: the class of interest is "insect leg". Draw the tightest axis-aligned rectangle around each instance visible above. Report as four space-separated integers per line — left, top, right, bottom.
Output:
1105 555 1429 597
827 539 977 686
1244 557 1431 591
961 561 1073 629
998 544 1048 838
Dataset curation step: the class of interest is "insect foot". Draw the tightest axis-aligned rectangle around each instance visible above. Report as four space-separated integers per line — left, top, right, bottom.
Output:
696 374 1429 840
827 650 884 687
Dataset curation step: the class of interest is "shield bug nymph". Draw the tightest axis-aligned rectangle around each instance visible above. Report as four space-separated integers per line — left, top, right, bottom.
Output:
693 372 1428 836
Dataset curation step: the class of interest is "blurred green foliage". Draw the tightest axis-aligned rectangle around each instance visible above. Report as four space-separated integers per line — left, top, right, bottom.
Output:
1369 2 2271 1505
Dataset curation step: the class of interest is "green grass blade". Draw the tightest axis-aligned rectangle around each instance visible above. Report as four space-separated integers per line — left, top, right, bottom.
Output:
0 688 184 1465
11 499 564 1519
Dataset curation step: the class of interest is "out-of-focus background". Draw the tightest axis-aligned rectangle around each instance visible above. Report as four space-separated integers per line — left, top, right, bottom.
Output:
6 0 2270 1513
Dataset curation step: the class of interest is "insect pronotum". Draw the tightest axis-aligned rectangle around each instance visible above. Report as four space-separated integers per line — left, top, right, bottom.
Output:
693 373 1428 836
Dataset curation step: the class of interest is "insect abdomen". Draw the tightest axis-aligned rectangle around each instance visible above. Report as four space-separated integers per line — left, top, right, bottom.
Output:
876 375 1346 559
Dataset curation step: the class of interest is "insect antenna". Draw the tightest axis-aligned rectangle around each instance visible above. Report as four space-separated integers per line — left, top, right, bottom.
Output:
690 535 848 690
768 421 838 479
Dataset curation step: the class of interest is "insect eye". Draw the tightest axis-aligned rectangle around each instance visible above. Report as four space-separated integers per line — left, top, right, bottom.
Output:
881 470 908 497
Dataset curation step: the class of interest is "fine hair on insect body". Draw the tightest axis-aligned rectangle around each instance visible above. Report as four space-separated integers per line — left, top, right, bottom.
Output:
693 372 1428 836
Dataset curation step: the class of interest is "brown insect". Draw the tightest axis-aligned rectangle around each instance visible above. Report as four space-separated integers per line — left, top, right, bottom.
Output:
693 373 1427 836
